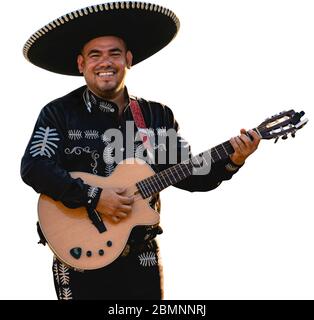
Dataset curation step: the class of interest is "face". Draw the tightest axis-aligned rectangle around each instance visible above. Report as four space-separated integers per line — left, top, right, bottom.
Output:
77 36 133 100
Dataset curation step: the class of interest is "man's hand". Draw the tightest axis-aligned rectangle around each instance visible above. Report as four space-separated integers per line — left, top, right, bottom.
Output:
230 129 261 165
96 187 134 223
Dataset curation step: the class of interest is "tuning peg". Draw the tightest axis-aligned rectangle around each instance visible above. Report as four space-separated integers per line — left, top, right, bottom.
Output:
274 137 279 143
291 132 296 138
282 134 288 140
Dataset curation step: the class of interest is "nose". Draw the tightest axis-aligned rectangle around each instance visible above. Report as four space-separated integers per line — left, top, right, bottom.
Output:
97 55 113 68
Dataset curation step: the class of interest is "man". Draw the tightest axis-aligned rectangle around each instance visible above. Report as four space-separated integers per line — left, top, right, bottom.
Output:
21 2 260 300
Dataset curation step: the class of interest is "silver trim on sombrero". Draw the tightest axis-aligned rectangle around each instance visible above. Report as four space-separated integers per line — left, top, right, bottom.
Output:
23 1 180 62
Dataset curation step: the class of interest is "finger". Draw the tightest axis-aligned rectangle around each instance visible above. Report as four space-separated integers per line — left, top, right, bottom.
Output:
118 195 134 205
115 187 126 194
249 130 261 145
111 216 120 223
234 136 246 151
240 128 247 135
230 137 241 153
115 211 128 219
118 205 132 214
238 133 252 146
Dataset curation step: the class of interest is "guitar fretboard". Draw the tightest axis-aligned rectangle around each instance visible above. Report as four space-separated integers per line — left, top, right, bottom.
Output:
136 139 236 199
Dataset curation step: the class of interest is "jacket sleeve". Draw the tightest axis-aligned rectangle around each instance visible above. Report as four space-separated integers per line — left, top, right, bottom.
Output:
160 106 242 192
20 103 101 209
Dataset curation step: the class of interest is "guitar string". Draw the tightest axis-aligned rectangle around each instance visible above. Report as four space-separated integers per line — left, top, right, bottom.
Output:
131 146 228 198
115 124 280 199
122 139 240 198
127 131 282 201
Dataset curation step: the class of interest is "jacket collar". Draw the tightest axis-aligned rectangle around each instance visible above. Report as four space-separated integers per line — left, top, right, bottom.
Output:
83 87 132 116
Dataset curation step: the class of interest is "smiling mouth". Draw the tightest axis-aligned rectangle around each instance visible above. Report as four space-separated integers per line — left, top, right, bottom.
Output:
97 71 115 78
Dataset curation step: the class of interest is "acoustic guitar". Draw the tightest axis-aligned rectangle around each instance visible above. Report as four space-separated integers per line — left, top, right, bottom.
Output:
38 110 308 270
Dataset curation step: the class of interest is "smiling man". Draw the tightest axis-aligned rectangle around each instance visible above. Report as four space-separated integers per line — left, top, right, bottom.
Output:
77 36 133 106
21 1 260 300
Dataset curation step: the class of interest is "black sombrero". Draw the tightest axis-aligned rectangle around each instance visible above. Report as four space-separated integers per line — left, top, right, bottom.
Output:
23 1 180 76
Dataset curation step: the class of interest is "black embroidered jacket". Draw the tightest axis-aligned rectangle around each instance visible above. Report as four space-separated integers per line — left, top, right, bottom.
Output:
21 86 240 240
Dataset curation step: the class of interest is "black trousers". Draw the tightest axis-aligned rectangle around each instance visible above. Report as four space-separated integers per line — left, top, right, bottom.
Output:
52 240 163 300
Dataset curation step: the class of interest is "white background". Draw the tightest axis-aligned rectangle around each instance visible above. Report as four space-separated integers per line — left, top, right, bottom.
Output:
0 0 313 299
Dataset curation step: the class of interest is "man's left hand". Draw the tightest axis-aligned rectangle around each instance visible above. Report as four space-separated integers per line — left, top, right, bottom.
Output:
229 129 261 165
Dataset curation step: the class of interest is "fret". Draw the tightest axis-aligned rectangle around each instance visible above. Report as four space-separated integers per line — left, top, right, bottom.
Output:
184 162 193 175
221 143 229 157
143 178 155 195
177 164 187 178
156 174 166 189
154 173 167 190
163 170 174 185
140 180 150 197
223 141 234 154
151 175 162 191
214 146 222 160
210 149 217 163
172 165 181 181
169 167 177 182
201 152 209 166
137 181 149 199
211 147 220 162
149 175 163 194
165 170 176 185
192 155 202 168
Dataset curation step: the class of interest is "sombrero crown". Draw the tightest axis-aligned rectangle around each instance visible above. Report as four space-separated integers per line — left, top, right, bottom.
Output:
23 1 180 76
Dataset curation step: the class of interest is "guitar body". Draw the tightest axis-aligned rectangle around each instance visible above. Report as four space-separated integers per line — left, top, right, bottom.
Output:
38 158 159 270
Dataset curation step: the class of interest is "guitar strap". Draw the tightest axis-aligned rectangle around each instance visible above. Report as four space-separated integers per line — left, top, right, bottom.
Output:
129 98 162 240
129 98 155 162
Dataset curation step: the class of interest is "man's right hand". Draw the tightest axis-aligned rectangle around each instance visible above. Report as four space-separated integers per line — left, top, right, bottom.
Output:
95 187 134 223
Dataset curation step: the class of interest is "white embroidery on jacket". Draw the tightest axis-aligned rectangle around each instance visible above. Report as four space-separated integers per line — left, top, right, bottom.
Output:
88 186 99 198
102 134 115 176
52 258 73 300
58 263 70 286
64 146 99 174
84 130 99 139
62 287 73 300
68 130 82 140
30 126 60 158
99 101 115 113
138 251 157 267
103 144 115 176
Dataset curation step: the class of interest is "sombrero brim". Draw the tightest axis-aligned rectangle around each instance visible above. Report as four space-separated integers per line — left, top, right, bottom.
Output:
23 2 180 76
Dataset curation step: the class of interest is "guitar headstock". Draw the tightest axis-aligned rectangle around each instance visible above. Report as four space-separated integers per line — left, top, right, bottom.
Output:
257 110 308 142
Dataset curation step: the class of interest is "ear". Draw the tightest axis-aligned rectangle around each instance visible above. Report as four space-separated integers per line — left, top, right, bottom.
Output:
126 51 133 69
77 54 84 74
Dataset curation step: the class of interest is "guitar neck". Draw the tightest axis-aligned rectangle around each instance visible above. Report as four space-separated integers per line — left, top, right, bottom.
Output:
136 137 243 199
136 126 264 199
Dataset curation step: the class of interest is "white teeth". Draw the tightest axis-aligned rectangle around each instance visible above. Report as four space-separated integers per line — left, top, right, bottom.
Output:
98 72 114 77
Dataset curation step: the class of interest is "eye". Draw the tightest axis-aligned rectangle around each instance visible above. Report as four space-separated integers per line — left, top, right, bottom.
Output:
111 51 122 57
